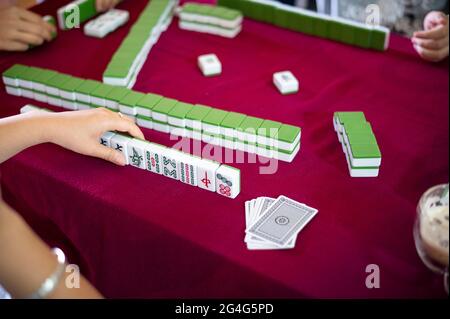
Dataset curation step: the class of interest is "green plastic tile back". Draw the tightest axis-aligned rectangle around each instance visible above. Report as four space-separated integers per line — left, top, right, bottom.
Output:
120 91 146 107
153 98 179 115
168 102 194 119
46 73 72 89
258 120 282 138
106 87 132 102
186 104 212 121
370 28 387 51
277 124 301 143
354 26 372 49
221 112 247 129
75 79 100 94
3 64 28 78
61 0 98 29
238 116 264 133
136 93 163 110
34 70 58 85
59 77 84 92
350 143 381 159
335 112 367 126
203 108 229 126
91 83 114 98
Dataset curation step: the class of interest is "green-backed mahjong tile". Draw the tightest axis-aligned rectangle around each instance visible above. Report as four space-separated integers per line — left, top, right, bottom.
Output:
75 79 101 94
3 64 29 79
221 112 247 129
339 23 356 45
120 91 146 107
182 3 213 15
370 28 387 51
46 73 72 89
258 120 282 138
136 93 163 110
34 70 58 85
106 87 132 102
153 98 178 115
354 26 372 49
277 124 301 143
186 104 212 121
349 143 381 159
91 83 114 98
312 16 329 38
103 63 131 78
203 108 229 126
335 112 367 126
295 12 314 35
21 66 43 81
274 8 289 28
168 102 194 119
238 116 264 134
328 19 344 42
59 77 84 92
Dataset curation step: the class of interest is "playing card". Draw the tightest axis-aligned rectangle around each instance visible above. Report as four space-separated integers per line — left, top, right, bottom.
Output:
246 196 318 247
245 197 297 248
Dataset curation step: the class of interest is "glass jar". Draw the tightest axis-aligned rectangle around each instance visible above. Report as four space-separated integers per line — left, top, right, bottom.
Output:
414 183 449 294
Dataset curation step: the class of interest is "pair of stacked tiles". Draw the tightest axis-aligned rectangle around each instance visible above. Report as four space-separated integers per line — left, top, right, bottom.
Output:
3 64 302 163
20 104 241 199
333 112 382 177
218 0 390 51
103 0 178 88
178 3 243 38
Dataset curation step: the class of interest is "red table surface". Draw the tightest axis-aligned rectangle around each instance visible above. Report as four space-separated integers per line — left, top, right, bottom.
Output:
0 0 448 298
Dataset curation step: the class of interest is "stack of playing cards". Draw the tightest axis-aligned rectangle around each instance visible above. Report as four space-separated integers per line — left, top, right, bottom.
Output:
245 196 318 250
178 3 243 38
84 9 129 38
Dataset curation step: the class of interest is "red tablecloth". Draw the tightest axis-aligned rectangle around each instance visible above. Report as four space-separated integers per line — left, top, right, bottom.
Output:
0 0 448 298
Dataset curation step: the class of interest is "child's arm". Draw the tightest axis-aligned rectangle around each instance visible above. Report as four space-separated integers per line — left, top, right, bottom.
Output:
0 199 103 298
412 11 449 62
0 108 144 165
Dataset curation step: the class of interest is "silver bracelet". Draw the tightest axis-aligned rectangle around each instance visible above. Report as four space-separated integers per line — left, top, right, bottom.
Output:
26 248 66 299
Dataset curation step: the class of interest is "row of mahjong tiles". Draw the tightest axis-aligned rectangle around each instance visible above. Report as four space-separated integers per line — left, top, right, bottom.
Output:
217 0 390 51
3 64 302 162
20 104 242 199
178 3 243 38
333 112 382 178
103 0 178 88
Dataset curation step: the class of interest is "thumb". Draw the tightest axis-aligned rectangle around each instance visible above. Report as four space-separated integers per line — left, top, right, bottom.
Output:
91 145 126 166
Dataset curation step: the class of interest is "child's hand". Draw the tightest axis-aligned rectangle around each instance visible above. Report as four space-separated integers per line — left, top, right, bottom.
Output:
45 108 145 166
0 6 56 51
412 11 449 62
96 0 121 12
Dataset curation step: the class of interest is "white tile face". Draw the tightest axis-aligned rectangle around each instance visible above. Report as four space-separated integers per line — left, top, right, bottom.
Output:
34 93 48 103
61 100 77 110
119 104 137 115
127 140 146 170
76 93 91 104
105 100 119 110
3 76 17 87
136 117 153 130
46 87 59 96
198 54 222 76
48 97 62 107
153 122 170 133
196 159 220 192
5 86 21 96
100 132 115 148
21 89 34 99
177 153 198 186
215 165 240 199
32 82 46 93
136 107 152 117
91 96 105 107
60 90 75 101
110 134 131 165
76 102 91 110
19 80 33 90
145 143 165 175
273 71 299 94
162 150 180 180
152 112 168 123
